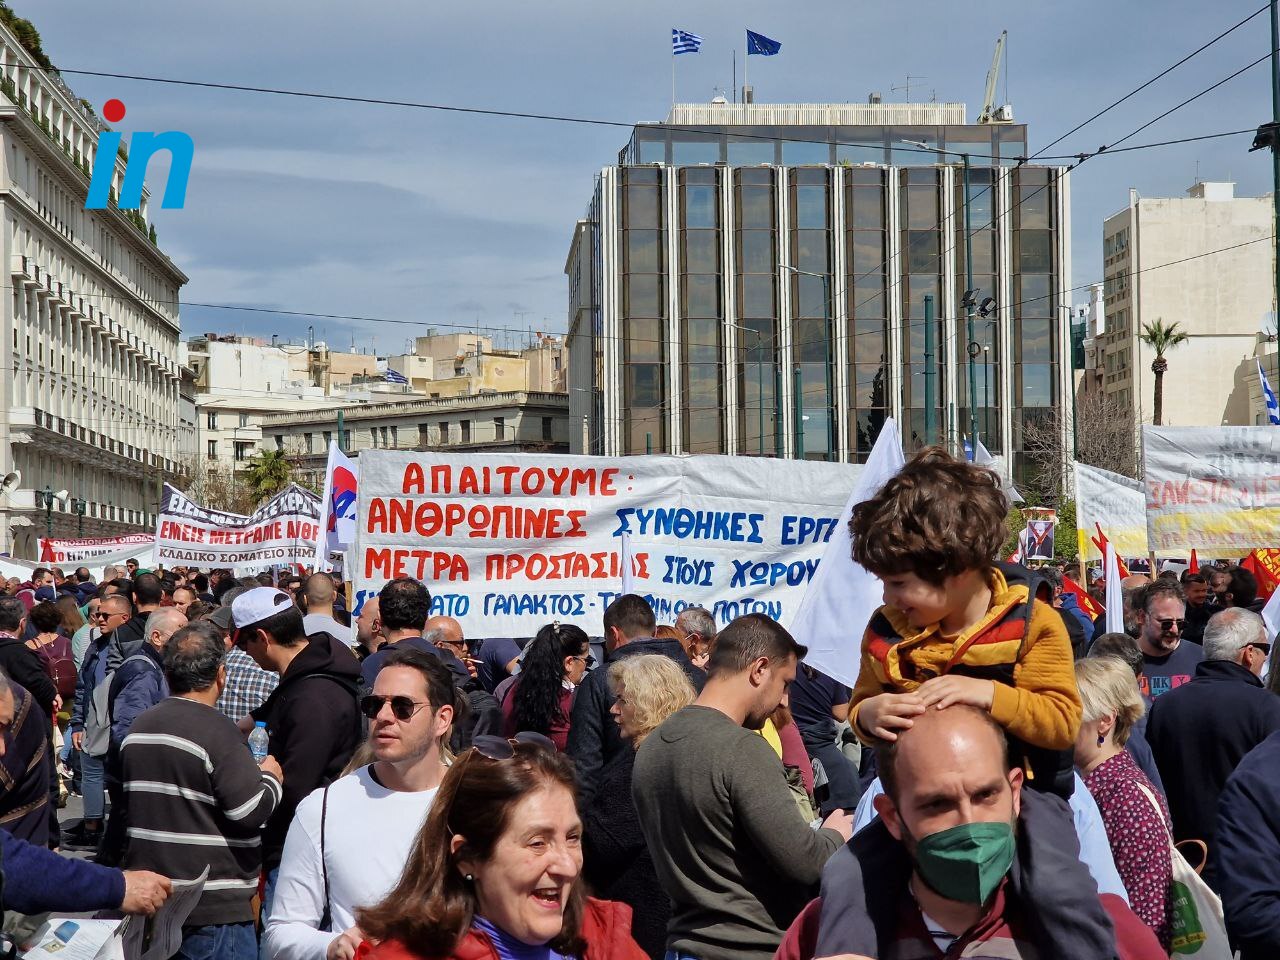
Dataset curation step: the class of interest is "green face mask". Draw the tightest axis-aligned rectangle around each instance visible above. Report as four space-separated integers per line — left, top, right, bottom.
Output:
911 820 1016 905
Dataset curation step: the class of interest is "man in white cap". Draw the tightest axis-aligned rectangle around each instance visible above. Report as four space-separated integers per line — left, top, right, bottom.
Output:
230 587 362 917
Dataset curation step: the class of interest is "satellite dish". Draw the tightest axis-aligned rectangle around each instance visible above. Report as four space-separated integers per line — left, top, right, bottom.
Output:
0 471 19 495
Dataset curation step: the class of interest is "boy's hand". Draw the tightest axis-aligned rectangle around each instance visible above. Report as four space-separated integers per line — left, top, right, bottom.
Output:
856 692 926 741
916 675 995 711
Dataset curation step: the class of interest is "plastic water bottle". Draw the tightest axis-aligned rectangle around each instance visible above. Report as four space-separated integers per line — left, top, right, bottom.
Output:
248 721 269 765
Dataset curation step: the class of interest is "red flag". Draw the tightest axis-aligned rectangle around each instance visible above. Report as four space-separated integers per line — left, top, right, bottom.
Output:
1090 524 1130 578
1241 550 1280 602
1063 574 1102 620
1189 550 1199 574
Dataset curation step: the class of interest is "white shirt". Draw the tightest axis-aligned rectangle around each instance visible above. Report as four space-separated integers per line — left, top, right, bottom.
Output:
263 765 440 960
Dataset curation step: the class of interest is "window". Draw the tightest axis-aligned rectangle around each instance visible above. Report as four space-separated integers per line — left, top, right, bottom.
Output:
206 411 217 429
494 416 506 441
323 430 332 447
305 433 313 454
460 420 471 443
234 441 252 462
390 426 398 447
238 412 249 428
343 430 350 449
419 424 430 446
438 422 449 445
274 435 283 451
206 439 217 458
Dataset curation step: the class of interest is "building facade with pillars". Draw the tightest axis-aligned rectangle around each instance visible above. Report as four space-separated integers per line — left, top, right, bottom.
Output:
0 20 188 556
565 101 1073 485
257 391 570 487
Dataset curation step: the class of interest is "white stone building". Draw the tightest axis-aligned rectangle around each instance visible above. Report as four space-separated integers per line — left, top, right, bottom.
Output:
1097 182 1275 428
0 21 188 556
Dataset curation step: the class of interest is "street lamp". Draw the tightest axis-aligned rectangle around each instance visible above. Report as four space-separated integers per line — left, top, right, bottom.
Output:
72 497 87 537
904 139 980 459
40 486 68 538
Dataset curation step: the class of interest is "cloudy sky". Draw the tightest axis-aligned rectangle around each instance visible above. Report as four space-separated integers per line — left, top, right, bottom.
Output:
27 0 1275 353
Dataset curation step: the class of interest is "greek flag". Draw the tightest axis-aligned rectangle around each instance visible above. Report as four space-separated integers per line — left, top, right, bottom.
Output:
746 29 781 55
672 28 702 55
384 368 409 385
1259 358 1280 425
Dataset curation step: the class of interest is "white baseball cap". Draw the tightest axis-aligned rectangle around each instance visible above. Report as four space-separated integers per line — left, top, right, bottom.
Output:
231 587 294 629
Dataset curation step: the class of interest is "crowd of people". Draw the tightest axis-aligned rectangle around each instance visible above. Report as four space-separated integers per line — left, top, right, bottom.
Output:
2 447 1280 959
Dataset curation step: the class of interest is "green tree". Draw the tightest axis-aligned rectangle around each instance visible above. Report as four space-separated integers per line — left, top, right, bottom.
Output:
244 450 292 503
1138 319 1189 427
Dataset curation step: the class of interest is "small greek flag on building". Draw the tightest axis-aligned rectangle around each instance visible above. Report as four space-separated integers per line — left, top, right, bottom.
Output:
672 28 702 55
1259 358 1280 425
384 368 409 385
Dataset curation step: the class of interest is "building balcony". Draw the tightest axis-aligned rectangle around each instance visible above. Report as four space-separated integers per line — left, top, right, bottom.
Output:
8 406 179 477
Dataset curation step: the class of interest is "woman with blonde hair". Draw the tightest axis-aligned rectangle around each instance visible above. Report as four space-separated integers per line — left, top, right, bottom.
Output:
1073 656 1173 950
582 655 696 959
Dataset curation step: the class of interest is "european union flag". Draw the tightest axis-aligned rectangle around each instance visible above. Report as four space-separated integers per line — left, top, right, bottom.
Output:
746 30 781 55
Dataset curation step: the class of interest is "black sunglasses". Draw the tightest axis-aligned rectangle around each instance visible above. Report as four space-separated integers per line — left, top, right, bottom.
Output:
360 694 431 722
1156 618 1187 633
1248 642 1273 656
471 731 557 760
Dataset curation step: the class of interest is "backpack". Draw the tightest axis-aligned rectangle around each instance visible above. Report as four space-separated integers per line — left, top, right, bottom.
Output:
31 635 76 701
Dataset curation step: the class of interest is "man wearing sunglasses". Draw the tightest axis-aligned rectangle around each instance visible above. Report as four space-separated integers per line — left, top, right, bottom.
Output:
1133 580 1203 707
264 648 456 960
231 587 362 920
1148 608 1280 890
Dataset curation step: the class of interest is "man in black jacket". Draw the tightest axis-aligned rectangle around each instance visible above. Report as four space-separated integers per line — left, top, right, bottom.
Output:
1147 607 1280 890
231 587 361 911
567 594 705 806
105 573 164 670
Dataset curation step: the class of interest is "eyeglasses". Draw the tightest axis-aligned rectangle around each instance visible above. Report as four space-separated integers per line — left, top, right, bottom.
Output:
1248 642 1273 656
569 654 596 668
359 694 431 722
93 611 125 622
1156 618 1187 633
435 638 468 654
471 732 557 760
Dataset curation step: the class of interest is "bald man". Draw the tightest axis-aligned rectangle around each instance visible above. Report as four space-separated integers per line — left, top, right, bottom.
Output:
354 597 382 661
427 615 475 679
1091 573 1152 645
301 573 350 644
784 706 1163 960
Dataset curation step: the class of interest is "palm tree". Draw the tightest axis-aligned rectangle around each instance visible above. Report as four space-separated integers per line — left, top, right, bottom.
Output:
244 449 292 504
1138 319 1189 426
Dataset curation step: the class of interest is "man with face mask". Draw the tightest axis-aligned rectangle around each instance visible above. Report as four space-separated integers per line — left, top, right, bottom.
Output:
778 705 1164 960
631 613 854 960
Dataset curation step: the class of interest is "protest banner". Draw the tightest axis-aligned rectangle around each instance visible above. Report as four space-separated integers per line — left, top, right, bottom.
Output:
354 451 860 636
38 533 155 564
155 483 322 571
1074 462 1150 561
1142 426 1280 552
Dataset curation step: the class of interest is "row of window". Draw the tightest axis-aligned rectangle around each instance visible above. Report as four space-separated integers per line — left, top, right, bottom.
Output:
250 416 559 459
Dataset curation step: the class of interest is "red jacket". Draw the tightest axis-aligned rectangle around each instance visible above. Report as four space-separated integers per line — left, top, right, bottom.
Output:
356 897 647 960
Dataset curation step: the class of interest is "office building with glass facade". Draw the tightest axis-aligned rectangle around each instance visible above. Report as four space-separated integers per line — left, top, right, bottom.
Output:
565 102 1072 484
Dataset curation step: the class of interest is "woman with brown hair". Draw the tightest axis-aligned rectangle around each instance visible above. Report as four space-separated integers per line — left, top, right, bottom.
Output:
355 734 645 960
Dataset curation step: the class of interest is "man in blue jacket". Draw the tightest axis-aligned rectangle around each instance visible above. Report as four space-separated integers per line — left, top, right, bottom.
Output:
1216 729 1280 960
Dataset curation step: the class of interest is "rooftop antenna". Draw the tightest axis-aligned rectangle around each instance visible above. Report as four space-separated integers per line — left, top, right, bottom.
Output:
891 75 927 103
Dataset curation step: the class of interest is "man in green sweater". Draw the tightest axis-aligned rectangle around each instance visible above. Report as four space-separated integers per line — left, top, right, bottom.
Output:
632 613 854 960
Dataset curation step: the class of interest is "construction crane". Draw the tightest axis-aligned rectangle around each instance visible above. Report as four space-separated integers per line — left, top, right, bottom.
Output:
977 31 1013 125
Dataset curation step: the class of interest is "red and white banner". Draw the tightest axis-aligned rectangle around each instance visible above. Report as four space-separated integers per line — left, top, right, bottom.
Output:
38 533 155 564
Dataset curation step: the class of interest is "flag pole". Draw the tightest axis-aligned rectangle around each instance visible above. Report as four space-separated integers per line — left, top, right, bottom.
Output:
732 48 736 103
672 49 676 106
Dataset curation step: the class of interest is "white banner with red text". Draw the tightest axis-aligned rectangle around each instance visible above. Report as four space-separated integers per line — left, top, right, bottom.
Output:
155 483 323 572
1142 426 1280 553
38 533 155 564
354 452 860 637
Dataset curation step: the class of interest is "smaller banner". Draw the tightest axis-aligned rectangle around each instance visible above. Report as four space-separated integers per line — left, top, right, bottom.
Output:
156 484 323 572
1143 425 1280 552
1074 462 1150 561
38 533 155 564
1023 508 1056 562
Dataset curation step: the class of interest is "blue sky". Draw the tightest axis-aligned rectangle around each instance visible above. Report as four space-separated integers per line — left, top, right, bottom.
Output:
27 0 1275 353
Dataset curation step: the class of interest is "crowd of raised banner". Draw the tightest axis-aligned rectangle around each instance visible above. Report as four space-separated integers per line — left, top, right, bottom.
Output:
4 446 1280 960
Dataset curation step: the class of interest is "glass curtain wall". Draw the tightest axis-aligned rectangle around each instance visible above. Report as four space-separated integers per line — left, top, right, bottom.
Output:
845 168 889 462
735 168 778 455
1012 167 1058 484
789 168 834 460
955 166 1000 450
621 167 666 453
899 168 945 451
679 167 724 452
